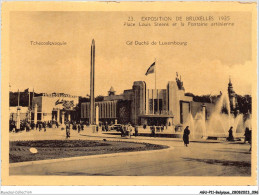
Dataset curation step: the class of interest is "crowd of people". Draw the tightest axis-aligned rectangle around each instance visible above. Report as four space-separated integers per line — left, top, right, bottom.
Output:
227 126 252 151
118 123 134 138
65 121 85 138
9 119 252 151
9 120 54 132
9 120 85 133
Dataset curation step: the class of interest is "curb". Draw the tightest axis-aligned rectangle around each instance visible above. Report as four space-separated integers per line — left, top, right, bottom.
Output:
10 145 173 168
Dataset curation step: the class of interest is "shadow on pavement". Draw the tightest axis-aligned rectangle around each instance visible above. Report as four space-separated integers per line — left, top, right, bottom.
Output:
213 149 251 155
182 157 251 168
80 134 223 144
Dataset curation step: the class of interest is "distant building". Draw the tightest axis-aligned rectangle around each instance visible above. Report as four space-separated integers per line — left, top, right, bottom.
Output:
9 106 29 122
81 74 216 126
31 93 79 123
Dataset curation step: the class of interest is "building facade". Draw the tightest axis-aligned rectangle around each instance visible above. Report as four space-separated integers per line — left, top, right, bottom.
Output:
81 74 207 127
31 93 79 123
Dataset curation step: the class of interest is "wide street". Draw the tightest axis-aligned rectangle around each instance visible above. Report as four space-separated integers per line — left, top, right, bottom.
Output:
9 127 251 176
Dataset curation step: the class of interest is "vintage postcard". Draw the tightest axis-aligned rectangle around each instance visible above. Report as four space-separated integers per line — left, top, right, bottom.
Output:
1 1 258 187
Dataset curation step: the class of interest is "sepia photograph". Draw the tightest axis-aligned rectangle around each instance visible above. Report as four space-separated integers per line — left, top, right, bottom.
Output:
1 1 257 188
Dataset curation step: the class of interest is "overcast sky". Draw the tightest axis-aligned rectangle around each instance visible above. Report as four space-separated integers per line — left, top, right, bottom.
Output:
10 11 253 96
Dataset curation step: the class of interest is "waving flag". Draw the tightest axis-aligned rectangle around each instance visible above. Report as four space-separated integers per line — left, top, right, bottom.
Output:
145 62 156 76
55 99 64 105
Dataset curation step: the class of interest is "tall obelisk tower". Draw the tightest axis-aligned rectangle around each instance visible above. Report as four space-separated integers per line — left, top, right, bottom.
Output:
90 39 95 125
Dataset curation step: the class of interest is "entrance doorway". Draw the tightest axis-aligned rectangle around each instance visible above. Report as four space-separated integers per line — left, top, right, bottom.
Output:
180 101 190 124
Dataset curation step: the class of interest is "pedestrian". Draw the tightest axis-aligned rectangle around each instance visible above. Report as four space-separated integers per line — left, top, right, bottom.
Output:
183 126 190 147
151 125 156 137
36 123 38 130
12 122 16 133
227 126 234 141
26 122 30 132
127 123 132 138
249 130 252 151
161 125 164 132
81 123 84 131
244 127 250 143
134 125 138 137
73 122 77 130
77 124 81 133
31 122 35 130
105 122 108 132
66 123 70 138
39 123 42 131
120 126 124 137
43 122 47 132
123 125 127 137
56 121 59 128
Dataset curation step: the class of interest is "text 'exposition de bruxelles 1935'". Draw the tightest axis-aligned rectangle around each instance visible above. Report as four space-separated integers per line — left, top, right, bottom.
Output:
124 16 235 27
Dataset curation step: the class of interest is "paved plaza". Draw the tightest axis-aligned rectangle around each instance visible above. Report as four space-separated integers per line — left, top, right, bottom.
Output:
9 127 251 176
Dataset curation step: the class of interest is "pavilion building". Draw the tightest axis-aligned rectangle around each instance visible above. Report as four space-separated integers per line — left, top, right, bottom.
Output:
81 75 215 127
31 93 79 124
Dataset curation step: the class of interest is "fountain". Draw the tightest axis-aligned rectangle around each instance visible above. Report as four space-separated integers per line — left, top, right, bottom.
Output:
183 92 251 140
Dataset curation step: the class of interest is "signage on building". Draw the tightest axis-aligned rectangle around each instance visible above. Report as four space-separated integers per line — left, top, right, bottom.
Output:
54 99 76 110
43 93 77 98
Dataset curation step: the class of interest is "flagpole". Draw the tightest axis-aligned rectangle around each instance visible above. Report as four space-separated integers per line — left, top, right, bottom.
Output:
153 59 156 115
145 60 157 115
18 89 20 107
28 89 30 108
28 89 31 123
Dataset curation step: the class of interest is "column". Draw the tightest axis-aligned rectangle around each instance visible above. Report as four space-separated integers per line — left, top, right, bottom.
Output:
152 89 154 114
90 39 95 125
28 110 31 123
57 109 60 123
109 102 112 118
107 102 109 118
100 103 102 118
107 102 110 118
202 104 206 120
34 104 38 124
16 107 21 129
105 102 107 118
157 89 159 114
61 111 65 125
146 89 149 115
87 104 90 119
102 103 105 119
102 103 104 118
111 102 113 118
114 101 117 118
202 104 207 137
112 102 114 118
96 105 99 126
113 102 115 118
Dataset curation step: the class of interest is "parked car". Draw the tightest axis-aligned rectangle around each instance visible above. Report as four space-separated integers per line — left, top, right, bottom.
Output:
111 124 122 131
